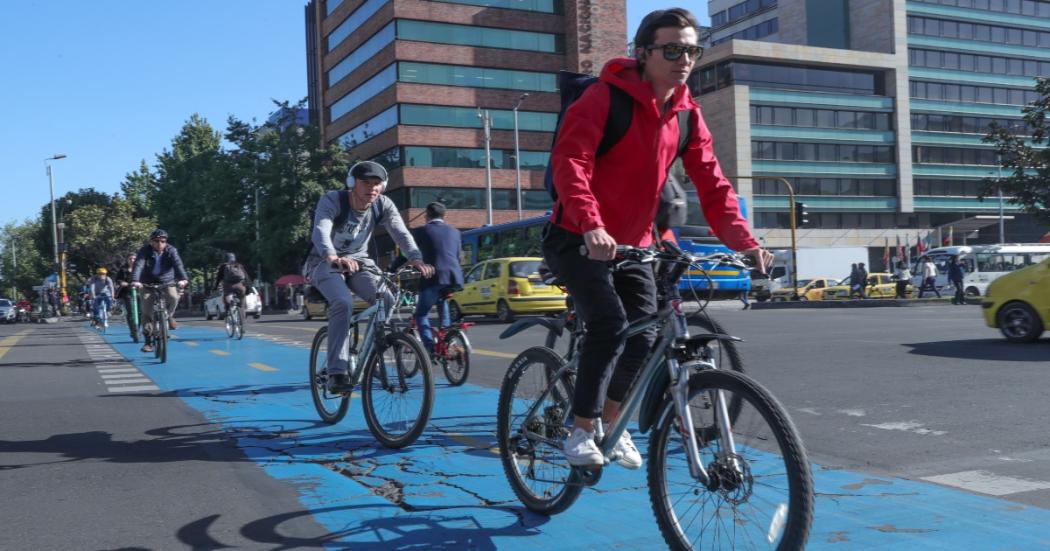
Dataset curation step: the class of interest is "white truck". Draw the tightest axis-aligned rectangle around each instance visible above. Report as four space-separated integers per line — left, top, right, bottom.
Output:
752 247 869 301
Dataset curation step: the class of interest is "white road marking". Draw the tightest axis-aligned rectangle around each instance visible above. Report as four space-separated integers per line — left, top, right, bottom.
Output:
796 408 821 416
101 373 152 380
98 368 139 373
839 409 866 417
107 385 159 393
861 421 947 436
921 470 1050 496
104 378 153 385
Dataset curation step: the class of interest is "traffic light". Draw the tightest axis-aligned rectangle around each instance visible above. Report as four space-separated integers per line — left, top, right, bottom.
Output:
793 201 809 228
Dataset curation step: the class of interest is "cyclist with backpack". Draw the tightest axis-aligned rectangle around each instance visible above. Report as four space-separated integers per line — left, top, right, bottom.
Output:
213 252 251 323
303 161 434 394
542 8 773 469
131 229 189 353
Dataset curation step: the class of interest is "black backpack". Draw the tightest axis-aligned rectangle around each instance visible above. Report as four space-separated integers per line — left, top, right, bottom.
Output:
301 190 384 267
223 263 248 285
544 70 694 224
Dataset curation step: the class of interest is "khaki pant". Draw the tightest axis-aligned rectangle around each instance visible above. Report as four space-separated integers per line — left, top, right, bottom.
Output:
141 285 180 340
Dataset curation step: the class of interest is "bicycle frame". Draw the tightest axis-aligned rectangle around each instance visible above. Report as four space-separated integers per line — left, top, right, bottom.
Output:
335 267 416 388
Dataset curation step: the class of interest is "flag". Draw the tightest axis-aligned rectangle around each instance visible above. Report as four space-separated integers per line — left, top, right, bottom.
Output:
883 237 890 269
916 232 925 254
896 234 904 263
944 226 953 246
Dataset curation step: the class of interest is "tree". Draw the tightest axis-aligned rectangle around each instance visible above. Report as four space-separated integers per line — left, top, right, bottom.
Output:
121 160 158 217
983 77 1050 228
64 199 157 273
0 220 48 300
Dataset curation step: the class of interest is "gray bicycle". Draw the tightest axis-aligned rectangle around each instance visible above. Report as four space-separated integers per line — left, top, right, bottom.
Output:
308 265 434 449
496 244 813 550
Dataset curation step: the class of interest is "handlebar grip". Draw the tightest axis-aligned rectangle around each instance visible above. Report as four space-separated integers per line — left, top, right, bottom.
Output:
578 244 634 257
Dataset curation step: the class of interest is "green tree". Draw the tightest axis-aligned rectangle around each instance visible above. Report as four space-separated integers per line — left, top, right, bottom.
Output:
65 199 157 273
983 77 1050 228
0 220 48 300
121 160 158 217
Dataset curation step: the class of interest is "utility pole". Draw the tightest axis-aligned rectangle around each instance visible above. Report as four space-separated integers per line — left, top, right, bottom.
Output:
255 183 264 305
9 240 15 299
512 93 529 221
478 108 494 225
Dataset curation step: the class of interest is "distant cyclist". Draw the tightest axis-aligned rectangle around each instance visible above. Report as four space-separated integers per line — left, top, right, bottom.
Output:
114 252 140 341
213 252 251 322
303 161 434 394
543 8 772 469
131 229 189 353
410 202 464 354
88 267 116 328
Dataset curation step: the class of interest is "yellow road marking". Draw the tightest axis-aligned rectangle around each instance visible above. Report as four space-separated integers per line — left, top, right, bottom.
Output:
183 341 199 347
473 348 518 359
249 362 278 372
209 349 230 357
0 330 31 361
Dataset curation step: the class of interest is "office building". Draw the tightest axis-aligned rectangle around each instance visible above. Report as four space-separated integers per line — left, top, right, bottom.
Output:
305 0 627 244
695 0 1048 259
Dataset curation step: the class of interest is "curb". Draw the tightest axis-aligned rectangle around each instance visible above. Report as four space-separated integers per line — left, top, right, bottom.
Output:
751 298 978 310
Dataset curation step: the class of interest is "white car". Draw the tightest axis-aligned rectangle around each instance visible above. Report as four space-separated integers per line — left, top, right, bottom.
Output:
0 299 15 323
203 288 261 320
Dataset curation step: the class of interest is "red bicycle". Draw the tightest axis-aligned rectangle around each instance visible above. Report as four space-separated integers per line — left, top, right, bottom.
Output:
403 304 473 386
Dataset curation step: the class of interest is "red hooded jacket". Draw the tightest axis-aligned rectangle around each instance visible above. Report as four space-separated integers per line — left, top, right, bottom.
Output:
550 58 759 252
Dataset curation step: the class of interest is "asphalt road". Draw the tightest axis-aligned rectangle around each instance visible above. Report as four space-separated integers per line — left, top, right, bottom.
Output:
2 303 1048 549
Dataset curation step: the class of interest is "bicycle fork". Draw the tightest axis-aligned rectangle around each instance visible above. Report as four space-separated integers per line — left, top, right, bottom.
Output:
668 356 741 488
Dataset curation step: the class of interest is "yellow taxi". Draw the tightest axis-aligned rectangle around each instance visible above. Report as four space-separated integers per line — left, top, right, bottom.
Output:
450 257 566 322
299 285 369 320
825 273 915 300
770 277 840 301
982 257 1049 342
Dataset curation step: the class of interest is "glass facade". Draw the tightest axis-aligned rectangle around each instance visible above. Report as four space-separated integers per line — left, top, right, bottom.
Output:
404 145 549 170
327 0 387 52
400 104 557 131
711 18 778 45
330 64 396 123
754 177 897 197
335 106 397 148
751 105 892 130
711 0 777 28
398 62 557 92
327 22 395 87
909 80 1040 105
327 0 343 16
397 19 561 53
909 48 1050 78
912 145 999 165
913 0 1050 17
756 212 928 230
907 15 1050 47
386 186 552 211
910 113 1030 133
752 141 895 163
914 179 984 196
436 0 560 12
696 61 884 95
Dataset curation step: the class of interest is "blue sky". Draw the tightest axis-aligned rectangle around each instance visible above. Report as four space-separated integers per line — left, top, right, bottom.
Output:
1 1 704 230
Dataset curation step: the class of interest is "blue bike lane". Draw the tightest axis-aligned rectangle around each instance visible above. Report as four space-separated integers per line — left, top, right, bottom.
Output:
103 326 1050 549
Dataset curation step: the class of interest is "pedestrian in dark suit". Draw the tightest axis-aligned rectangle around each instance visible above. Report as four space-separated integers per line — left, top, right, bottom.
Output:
412 202 464 351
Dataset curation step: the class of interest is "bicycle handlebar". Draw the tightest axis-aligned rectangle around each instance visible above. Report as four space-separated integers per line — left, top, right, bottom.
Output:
578 244 754 271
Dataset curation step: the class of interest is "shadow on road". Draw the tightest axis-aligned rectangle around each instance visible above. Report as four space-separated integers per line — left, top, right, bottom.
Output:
176 503 549 550
903 338 1049 362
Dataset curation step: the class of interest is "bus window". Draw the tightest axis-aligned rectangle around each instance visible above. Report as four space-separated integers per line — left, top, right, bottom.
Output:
479 234 498 262
525 224 544 257
461 243 474 266
1028 253 1050 265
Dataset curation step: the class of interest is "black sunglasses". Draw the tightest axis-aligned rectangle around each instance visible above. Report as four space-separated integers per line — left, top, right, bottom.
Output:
647 43 704 62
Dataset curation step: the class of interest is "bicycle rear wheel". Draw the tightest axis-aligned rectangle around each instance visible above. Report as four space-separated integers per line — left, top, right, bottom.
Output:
441 330 470 386
308 327 350 424
234 306 244 340
225 309 235 338
156 313 168 364
497 346 582 515
647 370 812 551
361 331 434 448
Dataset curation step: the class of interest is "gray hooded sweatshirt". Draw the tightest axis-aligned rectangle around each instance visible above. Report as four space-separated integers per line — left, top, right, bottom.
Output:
304 192 422 277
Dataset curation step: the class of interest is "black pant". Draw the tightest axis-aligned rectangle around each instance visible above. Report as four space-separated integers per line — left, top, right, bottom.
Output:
222 283 248 322
918 277 940 298
542 224 657 420
895 280 908 298
951 279 964 304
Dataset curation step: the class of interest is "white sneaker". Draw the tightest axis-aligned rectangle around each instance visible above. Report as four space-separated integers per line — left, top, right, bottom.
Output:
563 427 603 467
611 430 643 470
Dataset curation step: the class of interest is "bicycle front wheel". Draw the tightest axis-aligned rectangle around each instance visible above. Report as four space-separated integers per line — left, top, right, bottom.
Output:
308 327 349 424
648 370 813 551
234 307 244 340
441 330 470 386
156 314 168 364
225 310 235 338
361 331 434 448
497 346 582 515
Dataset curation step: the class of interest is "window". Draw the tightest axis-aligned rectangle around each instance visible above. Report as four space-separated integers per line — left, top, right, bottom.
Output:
330 64 396 123
437 0 557 12
400 104 557 131
796 108 815 127
398 62 557 92
397 19 560 53
327 23 395 87
465 263 485 283
327 0 387 52
485 261 503 280
335 106 397 148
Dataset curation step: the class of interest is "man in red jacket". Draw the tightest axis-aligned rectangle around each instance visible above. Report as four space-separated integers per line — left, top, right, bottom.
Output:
542 8 772 469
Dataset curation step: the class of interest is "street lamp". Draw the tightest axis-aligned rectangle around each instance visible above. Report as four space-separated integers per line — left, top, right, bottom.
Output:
512 93 529 221
45 154 67 315
477 108 494 225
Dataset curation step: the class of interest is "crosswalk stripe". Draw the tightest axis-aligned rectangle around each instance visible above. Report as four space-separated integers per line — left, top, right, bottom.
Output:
921 470 1050 496
101 373 150 379
107 385 159 393
98 368 139 373
104 378 153 385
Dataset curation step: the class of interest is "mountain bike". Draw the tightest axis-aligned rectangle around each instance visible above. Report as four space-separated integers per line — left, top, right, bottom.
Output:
140 283 183 364
496 245 813 550
225 294 244 340
308 265 434 449
401 291 473 386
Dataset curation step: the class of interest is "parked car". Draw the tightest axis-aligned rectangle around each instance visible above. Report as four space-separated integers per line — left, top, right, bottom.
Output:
770 277 840 301
0 299 15 323
299 285 368 321
203 287 262 320
825 273 915 300
449 257 566 322
981 257 1049 342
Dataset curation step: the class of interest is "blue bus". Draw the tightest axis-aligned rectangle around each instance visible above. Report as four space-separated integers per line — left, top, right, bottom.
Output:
459 193 751 298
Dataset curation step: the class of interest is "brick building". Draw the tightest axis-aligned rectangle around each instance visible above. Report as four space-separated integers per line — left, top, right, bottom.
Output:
304 0 627 250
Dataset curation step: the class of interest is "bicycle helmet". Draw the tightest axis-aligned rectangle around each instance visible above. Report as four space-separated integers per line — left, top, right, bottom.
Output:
150 229 169 240
225 252 236 263
96 267 108 275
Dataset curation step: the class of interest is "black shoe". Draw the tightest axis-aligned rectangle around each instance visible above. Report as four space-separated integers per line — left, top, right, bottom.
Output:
326 373 352 394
